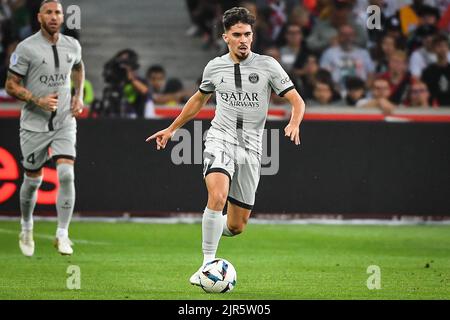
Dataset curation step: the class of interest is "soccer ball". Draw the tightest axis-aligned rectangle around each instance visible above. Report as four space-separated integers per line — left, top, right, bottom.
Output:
199 258 237 293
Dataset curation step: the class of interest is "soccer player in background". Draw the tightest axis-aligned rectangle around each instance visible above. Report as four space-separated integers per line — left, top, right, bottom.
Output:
5 0 84 256
147 7 305 285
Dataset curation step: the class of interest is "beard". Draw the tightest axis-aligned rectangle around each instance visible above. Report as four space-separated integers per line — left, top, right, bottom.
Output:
41 21 61 35
236 49 250 60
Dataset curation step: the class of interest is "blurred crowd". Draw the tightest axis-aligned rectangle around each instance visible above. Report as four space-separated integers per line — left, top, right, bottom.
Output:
186 0 450 113
1 0 450 118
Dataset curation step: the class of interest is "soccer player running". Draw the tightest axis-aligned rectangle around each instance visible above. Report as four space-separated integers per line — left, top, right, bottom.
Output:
5 0 84 256
146 7 305 285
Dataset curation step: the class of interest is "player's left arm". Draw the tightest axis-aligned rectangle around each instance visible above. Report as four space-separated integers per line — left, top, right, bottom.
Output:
283 88 305 146
71 60 85 117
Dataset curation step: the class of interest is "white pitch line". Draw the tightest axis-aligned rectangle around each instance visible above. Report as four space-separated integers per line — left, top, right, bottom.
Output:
0 228 110 245
0 216 449 225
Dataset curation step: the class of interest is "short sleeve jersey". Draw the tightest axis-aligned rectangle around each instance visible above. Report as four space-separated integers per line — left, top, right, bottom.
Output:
199 52 294 156
9 31 82 132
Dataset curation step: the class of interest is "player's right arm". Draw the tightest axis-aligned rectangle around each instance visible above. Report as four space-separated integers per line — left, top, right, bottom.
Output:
145 90 212 150
5 71 58 112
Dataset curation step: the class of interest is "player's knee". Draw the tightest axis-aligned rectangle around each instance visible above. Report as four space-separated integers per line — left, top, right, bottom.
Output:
228 222 245 235
208 191 228 210
57 164 74 185
23 174 43 190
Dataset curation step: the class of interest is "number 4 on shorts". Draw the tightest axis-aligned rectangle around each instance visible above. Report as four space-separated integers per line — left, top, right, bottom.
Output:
26 153 35 165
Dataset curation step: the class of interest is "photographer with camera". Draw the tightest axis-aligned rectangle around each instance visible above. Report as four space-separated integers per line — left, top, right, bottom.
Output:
95 48 147 118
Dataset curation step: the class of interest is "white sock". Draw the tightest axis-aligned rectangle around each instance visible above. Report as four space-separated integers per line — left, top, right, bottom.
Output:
21 219 34 232
56 164 75 238
222 214 234 237
202 207 223 265
20 175 43 231
56 227 68 238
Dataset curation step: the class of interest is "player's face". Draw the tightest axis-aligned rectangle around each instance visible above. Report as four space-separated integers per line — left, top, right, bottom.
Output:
38 3 64 35
223 23 253 61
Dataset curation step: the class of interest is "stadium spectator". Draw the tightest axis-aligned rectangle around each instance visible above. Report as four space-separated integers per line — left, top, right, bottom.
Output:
306 0 367 54
396 0 426 37
383 15 407 50
274 4 313 47
285 4 313 39
408 25 440 79
296 56 333 101
320 24 375 95
372 34 399 74
405 80 432 107
267 0 288 42
125 64 188 116
407 17 438 54
438 3 450 32
307 77 342 106
344 76 366 106
145 65 187 105
357 78 397 114
263 45 281 62
279 24 310 73
421 34 450 106
379 50 412 104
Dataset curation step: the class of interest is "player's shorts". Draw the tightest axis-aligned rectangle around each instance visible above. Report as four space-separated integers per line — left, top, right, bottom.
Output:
203 139 261 210
20 125 77 172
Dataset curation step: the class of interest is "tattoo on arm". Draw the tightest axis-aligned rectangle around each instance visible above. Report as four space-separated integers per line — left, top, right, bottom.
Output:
6 72 31 102
6 71 41 105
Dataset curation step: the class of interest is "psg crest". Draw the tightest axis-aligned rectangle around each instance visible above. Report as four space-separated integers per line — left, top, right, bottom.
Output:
249 73 259 84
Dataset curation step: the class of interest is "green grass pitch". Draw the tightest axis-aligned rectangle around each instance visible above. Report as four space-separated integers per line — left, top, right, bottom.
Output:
0 221 449 300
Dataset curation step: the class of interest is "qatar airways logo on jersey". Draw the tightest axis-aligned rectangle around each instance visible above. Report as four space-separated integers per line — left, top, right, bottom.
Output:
39 73 68 88
218 91 260 108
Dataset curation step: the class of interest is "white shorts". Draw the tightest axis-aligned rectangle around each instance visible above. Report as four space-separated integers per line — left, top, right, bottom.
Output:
20 125 77 172
203 139 261 209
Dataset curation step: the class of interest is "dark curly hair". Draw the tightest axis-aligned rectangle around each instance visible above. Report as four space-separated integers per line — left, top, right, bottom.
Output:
222 7 256 32
40 0 61 9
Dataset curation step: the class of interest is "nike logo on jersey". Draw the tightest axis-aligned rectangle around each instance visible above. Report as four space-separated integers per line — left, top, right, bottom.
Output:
219 77 226 85
66 54 73 63
42 58 47 64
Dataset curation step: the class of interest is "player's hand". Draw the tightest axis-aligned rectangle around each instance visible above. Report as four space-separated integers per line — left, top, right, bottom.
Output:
36 93 58 112
284 122 301 145
71 96 84 117
145 128 174 150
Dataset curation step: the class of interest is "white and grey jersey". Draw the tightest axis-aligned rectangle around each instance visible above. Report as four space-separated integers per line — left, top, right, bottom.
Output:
9 31 82 132
199 52 294 156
